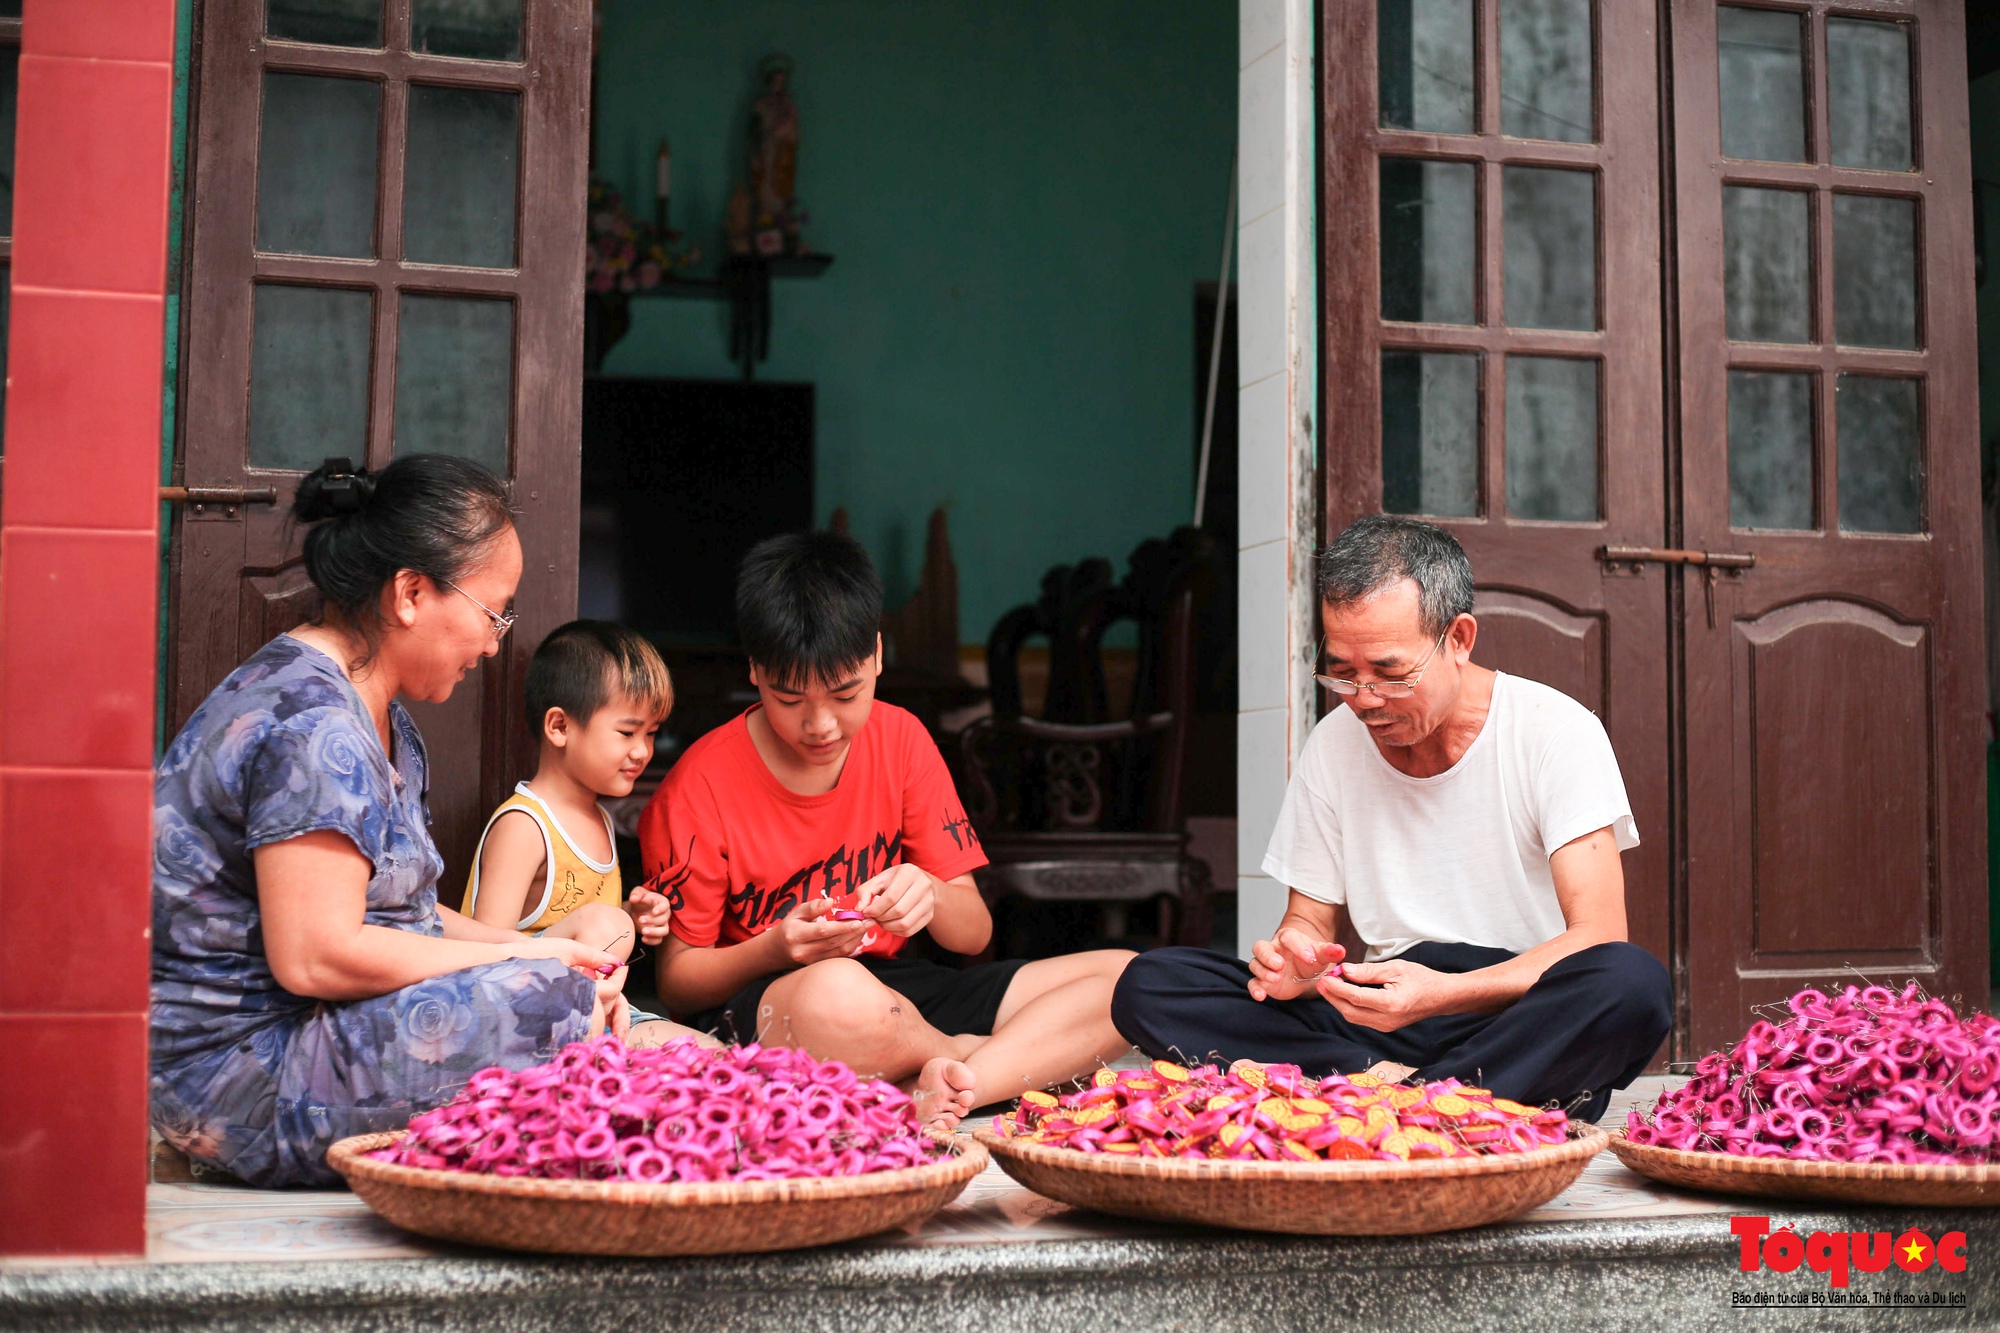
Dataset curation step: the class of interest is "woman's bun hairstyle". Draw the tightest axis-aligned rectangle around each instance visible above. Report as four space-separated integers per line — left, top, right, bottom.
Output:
293 456 376 521
292 454 514 649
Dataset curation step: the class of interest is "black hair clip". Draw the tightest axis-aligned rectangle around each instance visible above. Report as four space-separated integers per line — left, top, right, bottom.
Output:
319 457 374 514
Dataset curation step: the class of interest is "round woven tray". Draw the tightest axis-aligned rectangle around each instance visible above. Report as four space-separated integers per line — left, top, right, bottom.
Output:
1609 1133 2000 1207
970 1124 1606 1235
326 1132 988 1256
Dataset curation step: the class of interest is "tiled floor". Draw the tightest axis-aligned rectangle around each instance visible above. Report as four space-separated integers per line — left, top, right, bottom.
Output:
105 1077 1735 1267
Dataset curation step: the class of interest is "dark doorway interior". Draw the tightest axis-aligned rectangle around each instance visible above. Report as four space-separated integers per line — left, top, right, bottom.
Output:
579 377 814 644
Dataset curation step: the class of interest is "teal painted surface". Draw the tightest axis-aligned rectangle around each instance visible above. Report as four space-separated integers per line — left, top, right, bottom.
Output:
592 1 1237 637
156 0 197 751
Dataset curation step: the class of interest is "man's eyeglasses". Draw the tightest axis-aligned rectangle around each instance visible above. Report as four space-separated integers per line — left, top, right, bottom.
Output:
1312 630 1450 699
442 578 517 640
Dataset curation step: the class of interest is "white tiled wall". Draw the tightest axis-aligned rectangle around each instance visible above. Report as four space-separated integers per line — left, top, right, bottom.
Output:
1235 0 1317 958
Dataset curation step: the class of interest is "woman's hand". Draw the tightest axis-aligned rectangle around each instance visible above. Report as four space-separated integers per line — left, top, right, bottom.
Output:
601 987 631 1041
855 864 937 938
1247 927 1345 1003
769 897 871 966
512 934 621 977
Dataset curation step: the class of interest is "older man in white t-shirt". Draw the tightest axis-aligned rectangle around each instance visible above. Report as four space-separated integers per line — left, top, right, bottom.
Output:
1112 516 1671 1121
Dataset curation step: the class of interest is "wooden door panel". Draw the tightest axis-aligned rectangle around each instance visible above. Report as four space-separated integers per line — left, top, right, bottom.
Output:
1324 0 1672 1056
1737 601 1932 963
1674 0 1984 1053
238 566 321 656
403 686 485 908
170 0 589 884
1471 589 1604 714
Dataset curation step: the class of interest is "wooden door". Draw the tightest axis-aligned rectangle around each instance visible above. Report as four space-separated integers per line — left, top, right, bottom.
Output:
1674 0 1987 1050
168 0 590 888
1322 0 1674 993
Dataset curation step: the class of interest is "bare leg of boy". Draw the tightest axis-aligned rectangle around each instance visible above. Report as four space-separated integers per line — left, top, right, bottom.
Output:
538 901 636 959
626 1018 722 1050
539 903 719 1048
957 950 1136 1110
753 951 1136 1131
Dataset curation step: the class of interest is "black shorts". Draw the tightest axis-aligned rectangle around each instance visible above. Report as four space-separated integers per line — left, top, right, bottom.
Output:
688 955 1029 1046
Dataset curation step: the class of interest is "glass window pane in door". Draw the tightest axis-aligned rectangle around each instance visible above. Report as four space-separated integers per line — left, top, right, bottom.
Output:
1502 166 1595 330
394 295 513 472
256 74 380 258
1382 351 1478 517
1499 0 1593 142
267 0 383 48
1828 19 1912 172
1377 0 1474 134
247 285 373 471
1505 356 1598 520
1728 370 1813 530
1716 7 1805 163
1832 193 1918 349
0 48 18 236
404 86 519 268
1837 376 1921 534
1380 159 1476 324
414 0 523 61
1723 186 1810 344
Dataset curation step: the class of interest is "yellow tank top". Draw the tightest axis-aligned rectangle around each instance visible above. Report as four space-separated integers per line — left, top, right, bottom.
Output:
463 782 623 932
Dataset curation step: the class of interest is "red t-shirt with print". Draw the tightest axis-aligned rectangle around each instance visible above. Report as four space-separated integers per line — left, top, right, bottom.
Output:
637 702 987 958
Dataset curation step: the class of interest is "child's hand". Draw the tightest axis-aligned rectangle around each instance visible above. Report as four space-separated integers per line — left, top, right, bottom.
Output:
855 864 937 938
773 897 872 965
625 885 673 946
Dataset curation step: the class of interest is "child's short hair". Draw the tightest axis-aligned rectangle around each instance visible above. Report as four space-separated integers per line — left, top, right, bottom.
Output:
735 530 883 690
525 620 673 732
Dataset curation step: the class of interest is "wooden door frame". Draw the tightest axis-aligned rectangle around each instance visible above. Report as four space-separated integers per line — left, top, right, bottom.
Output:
168 0 589 861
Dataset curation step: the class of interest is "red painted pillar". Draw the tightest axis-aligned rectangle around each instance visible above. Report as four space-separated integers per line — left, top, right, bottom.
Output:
0 0 179 1257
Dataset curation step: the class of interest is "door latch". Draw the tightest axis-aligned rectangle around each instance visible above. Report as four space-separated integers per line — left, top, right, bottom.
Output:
161 485 279 520
1598 545 1756 629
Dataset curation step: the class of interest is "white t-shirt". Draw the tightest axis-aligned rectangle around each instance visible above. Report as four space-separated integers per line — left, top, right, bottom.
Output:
1261 672 1638 961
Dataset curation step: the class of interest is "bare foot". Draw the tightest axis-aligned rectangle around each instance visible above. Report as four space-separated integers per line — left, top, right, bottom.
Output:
907 1057 977 1132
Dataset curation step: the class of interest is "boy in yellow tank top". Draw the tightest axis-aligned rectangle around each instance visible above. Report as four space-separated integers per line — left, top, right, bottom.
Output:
466 621 706 1048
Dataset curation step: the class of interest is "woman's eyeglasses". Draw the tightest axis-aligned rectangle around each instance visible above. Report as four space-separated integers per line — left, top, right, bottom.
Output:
1311 630 1449 699
441 578 517 640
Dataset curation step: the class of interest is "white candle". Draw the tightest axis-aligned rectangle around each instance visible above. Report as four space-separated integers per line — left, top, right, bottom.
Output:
656 140 671 202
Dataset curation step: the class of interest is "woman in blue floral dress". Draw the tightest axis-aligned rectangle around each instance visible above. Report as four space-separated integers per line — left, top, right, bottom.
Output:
152 456 621 1187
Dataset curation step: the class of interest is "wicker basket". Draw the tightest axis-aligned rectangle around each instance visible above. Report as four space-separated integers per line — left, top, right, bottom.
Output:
970 1125 1606 1235
1609 1133 2000 1207
326 1132 988 1256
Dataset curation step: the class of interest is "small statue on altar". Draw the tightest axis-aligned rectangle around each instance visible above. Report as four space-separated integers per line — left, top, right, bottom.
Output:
727 54 807 257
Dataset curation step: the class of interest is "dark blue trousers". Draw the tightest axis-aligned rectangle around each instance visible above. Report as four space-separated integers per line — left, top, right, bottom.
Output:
1109 941 1672 1123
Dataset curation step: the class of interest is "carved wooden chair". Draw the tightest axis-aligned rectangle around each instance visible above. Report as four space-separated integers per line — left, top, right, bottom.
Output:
959 527 1217 953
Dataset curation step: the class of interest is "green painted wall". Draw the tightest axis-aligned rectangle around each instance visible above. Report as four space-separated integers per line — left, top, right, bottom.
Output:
591 0 1237 639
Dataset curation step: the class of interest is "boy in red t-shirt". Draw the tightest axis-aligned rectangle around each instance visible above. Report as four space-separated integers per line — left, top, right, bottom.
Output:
639 531 1135 1129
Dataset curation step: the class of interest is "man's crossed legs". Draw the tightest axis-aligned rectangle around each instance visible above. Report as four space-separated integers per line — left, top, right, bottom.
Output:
1110 941 1671 1122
